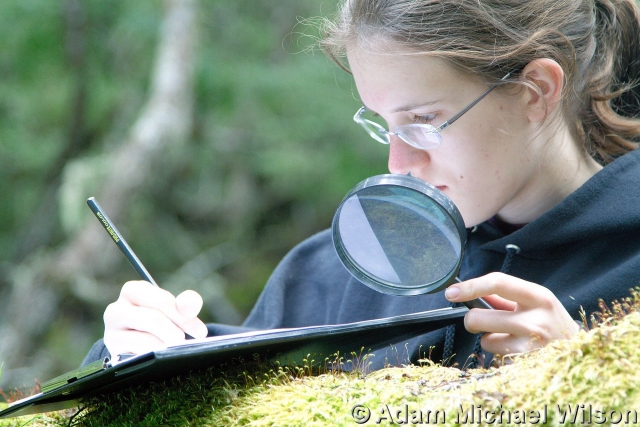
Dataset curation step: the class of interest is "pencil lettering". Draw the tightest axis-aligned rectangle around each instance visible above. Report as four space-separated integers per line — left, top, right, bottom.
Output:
96 212 120 243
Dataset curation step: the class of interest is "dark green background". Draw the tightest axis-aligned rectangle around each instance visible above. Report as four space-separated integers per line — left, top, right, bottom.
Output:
0 0 387 392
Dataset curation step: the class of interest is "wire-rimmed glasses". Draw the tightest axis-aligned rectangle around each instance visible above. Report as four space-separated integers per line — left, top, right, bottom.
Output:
354 72 513 150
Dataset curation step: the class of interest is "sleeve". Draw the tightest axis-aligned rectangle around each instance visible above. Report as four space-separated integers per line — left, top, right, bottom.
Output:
81 339 110 366
241 229 354 329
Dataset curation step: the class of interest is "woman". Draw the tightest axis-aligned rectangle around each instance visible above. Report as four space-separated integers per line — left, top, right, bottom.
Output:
86 0 640 369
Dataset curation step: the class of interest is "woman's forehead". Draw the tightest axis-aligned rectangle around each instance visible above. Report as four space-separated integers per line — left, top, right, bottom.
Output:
347 49 476 112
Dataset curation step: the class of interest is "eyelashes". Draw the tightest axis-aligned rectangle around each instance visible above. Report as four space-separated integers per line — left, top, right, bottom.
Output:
412 114 437 125
371 110 438 126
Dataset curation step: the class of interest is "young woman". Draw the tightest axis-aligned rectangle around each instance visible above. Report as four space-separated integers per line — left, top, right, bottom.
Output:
85 0 640 369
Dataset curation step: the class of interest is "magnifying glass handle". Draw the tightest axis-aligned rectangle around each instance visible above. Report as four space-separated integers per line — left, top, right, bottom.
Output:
463 297 494 310
454 277 494 310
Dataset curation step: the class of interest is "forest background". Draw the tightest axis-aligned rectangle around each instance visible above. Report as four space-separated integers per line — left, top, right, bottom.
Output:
0 0 387 393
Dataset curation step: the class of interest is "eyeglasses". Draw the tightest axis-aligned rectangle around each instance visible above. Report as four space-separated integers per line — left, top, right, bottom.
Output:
353 72 512 150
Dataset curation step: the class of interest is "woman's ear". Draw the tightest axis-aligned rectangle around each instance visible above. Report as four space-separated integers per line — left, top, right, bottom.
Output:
520 58 564 123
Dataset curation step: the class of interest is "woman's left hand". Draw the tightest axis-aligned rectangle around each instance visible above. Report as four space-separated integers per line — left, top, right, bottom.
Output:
445 272 580 355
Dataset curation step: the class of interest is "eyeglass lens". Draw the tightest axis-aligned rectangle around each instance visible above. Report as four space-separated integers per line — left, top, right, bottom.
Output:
357 111 441 149
395 126 441 149
358 119 389 144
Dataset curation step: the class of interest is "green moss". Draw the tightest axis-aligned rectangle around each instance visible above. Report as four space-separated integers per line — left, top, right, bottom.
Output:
4 293 640 426
74 359 312 427
0 408 71 427
197 311 640 426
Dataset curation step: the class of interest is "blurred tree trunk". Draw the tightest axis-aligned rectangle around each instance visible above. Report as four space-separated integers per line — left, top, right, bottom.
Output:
0 0 197 389
55 0 197 278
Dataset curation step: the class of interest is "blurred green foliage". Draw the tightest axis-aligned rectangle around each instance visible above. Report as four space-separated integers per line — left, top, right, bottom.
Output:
0 0 388 383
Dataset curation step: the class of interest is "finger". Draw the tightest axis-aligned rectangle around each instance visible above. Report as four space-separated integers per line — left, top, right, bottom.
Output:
182 317 209 339
481 320 579 355
104 302 187 346
176 291 208 338
120 281 180 314
446 272 555 308
482 294 517 311
480 332 545 356
104 329 168 357
176 290 203 319
464 308 540 337
119 281 206 337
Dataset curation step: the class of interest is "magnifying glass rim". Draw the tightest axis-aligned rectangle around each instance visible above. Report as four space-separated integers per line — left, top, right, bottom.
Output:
332 174 467 296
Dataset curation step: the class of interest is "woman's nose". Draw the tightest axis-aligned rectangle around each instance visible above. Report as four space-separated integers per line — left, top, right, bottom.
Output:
387 135 431 175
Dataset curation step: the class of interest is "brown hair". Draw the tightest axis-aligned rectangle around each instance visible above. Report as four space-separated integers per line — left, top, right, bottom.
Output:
320 0 640 163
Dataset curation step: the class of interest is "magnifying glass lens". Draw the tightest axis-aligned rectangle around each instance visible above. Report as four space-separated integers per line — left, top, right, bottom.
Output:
333 175 466 295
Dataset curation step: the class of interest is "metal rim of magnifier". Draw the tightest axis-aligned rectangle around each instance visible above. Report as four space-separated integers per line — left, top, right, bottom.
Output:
332 174 467 296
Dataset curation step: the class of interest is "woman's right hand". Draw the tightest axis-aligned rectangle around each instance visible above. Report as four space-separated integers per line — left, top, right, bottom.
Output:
103 281 209 357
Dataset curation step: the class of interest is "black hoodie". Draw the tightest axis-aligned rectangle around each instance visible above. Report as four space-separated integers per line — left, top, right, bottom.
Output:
82 149 640 369
240 147 640 369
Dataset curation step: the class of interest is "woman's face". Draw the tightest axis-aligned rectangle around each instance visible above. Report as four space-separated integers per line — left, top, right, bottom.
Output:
347 48 545 227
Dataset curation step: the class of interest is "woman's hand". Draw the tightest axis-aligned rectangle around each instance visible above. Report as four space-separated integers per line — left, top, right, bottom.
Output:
103 281 209 357
445 272 580 355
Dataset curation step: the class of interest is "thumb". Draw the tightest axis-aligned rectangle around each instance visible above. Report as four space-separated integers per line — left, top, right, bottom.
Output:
175 290 204 319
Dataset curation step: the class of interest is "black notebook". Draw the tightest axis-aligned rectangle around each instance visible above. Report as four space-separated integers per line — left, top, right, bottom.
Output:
0 306 467 419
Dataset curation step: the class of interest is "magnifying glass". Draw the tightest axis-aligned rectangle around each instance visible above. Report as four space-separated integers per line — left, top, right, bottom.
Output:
332 174 492 310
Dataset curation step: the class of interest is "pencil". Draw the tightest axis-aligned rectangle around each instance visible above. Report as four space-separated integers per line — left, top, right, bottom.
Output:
86 197 159 287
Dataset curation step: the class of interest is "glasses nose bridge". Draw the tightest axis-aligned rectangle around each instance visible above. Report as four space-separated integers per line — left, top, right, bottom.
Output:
379 126 397 138
370 121 399 144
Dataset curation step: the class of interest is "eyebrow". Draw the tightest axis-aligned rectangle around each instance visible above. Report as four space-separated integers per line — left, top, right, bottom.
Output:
391 100 443 113
362 100 443 115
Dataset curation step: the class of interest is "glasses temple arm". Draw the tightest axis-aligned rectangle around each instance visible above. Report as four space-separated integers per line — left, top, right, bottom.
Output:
436 72 513 131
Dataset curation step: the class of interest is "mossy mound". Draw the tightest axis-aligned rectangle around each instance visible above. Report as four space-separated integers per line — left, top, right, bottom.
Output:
228 312 640 426
2 298 640 426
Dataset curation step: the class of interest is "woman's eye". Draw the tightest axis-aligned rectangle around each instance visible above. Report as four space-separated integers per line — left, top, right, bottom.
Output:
412 114 436 124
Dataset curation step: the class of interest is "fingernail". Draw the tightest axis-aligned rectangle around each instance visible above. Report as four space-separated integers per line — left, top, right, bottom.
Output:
445 286 460 300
